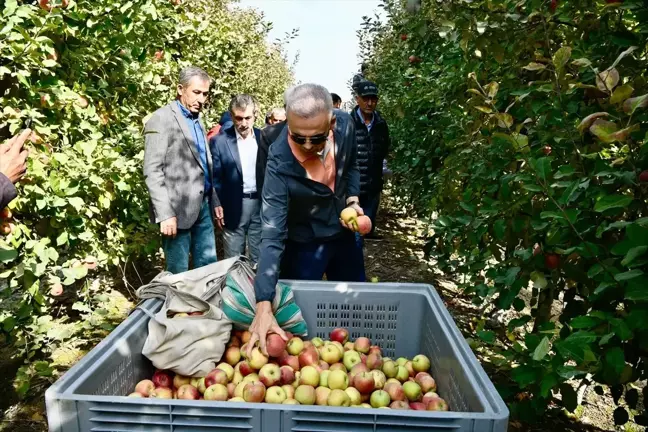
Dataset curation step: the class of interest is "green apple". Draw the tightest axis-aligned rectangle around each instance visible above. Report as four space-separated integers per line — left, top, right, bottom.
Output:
403 381 422 402
370 390 391 408
265 386 287 404
412 354 431 373
343 350 361 370
327 389 351 406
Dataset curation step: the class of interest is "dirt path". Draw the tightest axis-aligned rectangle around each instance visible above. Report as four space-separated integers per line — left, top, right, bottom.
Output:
1 201 627 432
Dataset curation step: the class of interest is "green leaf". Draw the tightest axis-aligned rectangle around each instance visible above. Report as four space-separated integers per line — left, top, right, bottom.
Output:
505 267 520 286
610 84 634 104
570 316 599 329
493 219 506 240
556 365 586 379
578 112 609 133
512 365 537 388
605 347 625 375
540 373 558 398
477 330 495 344
532 336 551 361
621 246 648 267
625 278 648 301
511 133 528 151
0 245 18 263
594 195 633 212
615 269 643 281
535 157 552 181
56 231 68 246
68 197 84 211
555 331 596 363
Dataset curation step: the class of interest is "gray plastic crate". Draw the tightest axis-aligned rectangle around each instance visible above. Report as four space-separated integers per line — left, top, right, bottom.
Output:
46 281 509 432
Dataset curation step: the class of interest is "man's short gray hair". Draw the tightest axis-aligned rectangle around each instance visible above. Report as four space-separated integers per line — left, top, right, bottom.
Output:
284 83 333 118
270 107 286 118
229 94 257 114
179 66 211 87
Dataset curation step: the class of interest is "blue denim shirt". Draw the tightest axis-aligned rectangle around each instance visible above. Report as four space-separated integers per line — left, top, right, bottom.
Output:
176 101 211 193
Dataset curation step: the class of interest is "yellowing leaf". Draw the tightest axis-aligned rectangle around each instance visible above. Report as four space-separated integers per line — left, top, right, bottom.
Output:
589 119 618 143
596 68 620 92
485 81 499 99
496 113 514 128
610 84 634 104
475 106 493 113
577 112 609 133
523 62 547 71
572 58 591 67
609 124 640 143
623 94 648 114
552 46 572 71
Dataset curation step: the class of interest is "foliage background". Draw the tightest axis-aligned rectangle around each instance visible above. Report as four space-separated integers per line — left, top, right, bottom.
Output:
359 0 648 424
0 0 293 399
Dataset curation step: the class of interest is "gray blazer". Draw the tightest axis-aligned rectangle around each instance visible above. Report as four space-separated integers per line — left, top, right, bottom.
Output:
143 102 220 230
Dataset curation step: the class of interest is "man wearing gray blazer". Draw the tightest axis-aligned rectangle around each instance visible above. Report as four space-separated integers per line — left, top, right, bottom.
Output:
143 66 223 274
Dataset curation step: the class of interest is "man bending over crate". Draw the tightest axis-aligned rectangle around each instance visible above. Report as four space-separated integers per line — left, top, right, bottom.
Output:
246 83 366 355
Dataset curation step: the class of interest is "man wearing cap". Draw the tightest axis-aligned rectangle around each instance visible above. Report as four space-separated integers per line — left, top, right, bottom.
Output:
350 80 390 239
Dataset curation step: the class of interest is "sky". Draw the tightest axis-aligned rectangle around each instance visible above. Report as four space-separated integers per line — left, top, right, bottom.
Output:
238 0 383 104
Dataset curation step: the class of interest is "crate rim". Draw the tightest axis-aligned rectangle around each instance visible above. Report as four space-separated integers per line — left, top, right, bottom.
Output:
45 280 509 423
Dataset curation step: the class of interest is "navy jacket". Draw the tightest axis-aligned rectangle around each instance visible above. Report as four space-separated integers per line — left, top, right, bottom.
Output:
350 107 390 197
254 110 360 302
210 125 266 230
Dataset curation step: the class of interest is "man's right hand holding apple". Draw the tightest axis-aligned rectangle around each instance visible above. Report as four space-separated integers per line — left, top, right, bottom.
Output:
246 301 288 358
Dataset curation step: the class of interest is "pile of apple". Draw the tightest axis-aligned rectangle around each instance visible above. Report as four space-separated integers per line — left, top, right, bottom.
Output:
129 327 449 411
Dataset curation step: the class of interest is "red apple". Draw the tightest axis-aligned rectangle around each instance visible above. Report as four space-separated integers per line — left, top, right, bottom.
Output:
280 365 296 385
369 346 381 356
243 381 266 403
639 170 648 183
330 328 349 344
422 391 440 406
259 364 281 387
385 381 406 401
176 384 200 400
410 402 427 410
318 360 329 371
152 370 173 388
542 145 552 155
49 283 63 296
280 355 300 371
356 216 372 236
344 342 355 351
354 372 376 394
134 379 155 397
154 50 164 62
239 360 255 376
545 253 560 270
409 55 422 64
366 353 383 370
390 400 410 409
427 397 449 411
204 369 228 387
400 34 408 41
298 346 320 368
350 363 369 380
266 334 287 358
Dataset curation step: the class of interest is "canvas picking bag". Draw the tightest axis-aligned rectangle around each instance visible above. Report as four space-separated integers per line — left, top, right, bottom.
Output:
138 288 232 377
136 260 238 377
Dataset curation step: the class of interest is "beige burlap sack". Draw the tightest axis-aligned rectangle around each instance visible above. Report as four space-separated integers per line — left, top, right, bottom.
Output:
138 288 232 377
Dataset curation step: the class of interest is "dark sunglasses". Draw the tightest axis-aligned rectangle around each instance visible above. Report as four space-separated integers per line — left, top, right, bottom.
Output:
289 130 329 146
